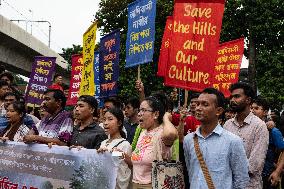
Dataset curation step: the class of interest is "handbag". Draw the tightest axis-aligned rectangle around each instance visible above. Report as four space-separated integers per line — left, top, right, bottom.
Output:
152 137 185 189
193 134 215 189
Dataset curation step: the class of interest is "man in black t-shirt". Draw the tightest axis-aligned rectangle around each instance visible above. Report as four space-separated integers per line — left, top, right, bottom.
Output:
70 95 107 149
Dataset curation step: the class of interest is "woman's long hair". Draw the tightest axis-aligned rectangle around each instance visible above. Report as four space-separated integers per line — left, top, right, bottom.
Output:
105 108 126 139
0 101 26 140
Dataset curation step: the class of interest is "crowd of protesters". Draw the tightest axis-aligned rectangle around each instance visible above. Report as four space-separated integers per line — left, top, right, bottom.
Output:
0 68 284 189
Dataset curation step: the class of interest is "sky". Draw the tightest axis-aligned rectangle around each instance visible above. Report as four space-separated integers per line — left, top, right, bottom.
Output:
0 0 101 53
0 0 248 68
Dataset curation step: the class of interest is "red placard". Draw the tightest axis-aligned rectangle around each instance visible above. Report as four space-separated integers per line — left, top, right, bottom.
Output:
157 16 173 77
212 38 244 97
66 54 83 106
164 0 225 92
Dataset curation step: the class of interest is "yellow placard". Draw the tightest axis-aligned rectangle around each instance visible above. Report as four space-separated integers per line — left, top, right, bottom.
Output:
79 21 97 96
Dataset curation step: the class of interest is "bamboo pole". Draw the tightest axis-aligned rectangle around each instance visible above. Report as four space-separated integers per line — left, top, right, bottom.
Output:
184 90 188 108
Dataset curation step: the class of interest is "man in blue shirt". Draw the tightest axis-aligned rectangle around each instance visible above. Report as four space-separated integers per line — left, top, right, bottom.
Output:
183 88 249 189
251 97 284 188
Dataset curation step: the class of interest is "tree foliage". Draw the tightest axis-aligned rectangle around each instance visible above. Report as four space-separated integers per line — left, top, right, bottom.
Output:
61 44 83 71
221 0 284 108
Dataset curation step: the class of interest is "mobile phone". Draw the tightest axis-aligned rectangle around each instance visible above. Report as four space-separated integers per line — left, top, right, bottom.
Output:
112 151 123 157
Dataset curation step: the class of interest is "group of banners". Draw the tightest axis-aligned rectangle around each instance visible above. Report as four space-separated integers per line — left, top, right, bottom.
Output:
66 28 121 106
157 0 244 97
66 29 121 106
25 0 245 107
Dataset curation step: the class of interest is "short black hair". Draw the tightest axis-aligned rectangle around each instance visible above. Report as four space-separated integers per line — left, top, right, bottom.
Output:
44 89 66 108
0 80 9 88
125 97 140 109
0 72 14 83
191 93 200 100
4 92 19 101
202 88 225 108
229 82 256 99
53 74 62 81
62 84 69 90
10 101 26 116
0 65 5 74
104 97 123 110
78 95 98 117
253 96 269 111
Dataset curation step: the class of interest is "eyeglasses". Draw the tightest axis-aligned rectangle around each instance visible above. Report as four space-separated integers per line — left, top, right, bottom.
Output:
138 108 154 114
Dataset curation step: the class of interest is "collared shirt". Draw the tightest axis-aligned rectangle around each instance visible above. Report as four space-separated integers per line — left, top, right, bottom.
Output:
37 110 73 143
9 124 30 142
224 112 269 189
124 120 138 144
0 123 30 142
183 125 249 189
70 122 107 149
0 114 35 133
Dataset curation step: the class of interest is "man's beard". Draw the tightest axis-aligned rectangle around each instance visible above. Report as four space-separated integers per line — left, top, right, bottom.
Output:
230 103 246 113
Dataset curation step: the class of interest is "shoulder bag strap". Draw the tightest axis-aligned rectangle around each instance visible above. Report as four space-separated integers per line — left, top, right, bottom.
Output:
112 139 127 149
193 134 215 189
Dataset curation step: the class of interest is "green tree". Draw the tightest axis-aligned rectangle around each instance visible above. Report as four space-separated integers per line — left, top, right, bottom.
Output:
221 0 284 107
61 44 83 71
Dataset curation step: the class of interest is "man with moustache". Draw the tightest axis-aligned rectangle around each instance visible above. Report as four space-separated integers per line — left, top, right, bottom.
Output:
183 88 249 189
70 95 107 149
224 82 269 189
24 89 73 146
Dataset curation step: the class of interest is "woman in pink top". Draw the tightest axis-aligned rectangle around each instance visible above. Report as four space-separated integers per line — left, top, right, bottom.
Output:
123 93 178 189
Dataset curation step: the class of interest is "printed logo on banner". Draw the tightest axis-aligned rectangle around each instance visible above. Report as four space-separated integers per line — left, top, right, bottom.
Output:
125 0 156 68
212 38 244 97
99 30 120 98
25 56 56 106
164 0 225 92
66 54 83 106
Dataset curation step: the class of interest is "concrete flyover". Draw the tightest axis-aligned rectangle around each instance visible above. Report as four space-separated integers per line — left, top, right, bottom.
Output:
0 15 70 83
